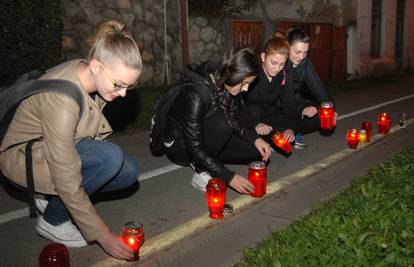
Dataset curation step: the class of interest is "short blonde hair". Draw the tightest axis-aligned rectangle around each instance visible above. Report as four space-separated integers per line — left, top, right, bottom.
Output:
88 20 142 71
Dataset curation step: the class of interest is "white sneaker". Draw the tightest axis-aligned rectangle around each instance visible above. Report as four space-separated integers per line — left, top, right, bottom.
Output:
37 216 88 247
191 171 212 192
35 198 48 214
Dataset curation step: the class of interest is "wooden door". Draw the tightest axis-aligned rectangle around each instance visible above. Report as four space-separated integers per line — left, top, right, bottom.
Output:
232 20 263 54
332 26 347 82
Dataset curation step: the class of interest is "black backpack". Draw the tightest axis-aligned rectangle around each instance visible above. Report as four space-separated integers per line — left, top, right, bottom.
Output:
149 67 210 157
0 70 84 217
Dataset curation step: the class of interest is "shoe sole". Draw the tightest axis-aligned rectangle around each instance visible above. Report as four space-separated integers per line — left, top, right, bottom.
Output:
191 181 206 192
36 225 88 248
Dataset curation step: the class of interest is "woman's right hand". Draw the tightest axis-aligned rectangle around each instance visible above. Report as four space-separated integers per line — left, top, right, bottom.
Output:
229 174 255 194
255 123 273 135
302 106 318 118
97 230 134 260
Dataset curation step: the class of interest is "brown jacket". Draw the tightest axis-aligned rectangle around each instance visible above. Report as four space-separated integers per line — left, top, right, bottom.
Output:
0 59 112 241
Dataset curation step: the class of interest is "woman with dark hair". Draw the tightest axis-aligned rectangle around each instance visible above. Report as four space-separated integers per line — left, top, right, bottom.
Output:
284 28 336 149
162 48 272 194
242 32 297 149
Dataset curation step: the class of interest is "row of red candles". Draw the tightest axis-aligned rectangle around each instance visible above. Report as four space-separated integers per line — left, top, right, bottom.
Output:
346 112 391 149
39 109 392 266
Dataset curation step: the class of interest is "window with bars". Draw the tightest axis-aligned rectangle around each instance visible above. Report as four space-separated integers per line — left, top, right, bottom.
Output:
371 0 382 58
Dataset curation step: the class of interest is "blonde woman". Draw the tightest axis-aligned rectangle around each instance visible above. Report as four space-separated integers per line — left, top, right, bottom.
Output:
0 20 142 260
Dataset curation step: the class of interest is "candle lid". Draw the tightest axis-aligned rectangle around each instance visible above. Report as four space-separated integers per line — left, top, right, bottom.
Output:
123 222 143 235
249 161 266 170
321 101 334 108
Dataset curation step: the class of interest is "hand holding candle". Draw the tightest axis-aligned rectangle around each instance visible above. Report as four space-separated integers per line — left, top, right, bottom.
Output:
122 222 144 262
271 131 293 153
248 161 267 198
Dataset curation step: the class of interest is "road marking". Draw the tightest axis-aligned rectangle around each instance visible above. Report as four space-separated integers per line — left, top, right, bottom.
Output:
139 163 182 182
0 94 413 225
337 94 414 120
93 119 414 266
0 207 29 224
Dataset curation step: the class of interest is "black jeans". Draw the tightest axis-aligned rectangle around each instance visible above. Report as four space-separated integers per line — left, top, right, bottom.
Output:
166 111 261 169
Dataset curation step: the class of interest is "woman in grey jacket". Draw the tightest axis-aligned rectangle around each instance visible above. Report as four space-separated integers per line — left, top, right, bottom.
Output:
0 20 142 260
284 28 335 149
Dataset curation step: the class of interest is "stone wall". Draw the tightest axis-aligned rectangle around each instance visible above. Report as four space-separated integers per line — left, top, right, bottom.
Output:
61 0 182 84
188 17 230 64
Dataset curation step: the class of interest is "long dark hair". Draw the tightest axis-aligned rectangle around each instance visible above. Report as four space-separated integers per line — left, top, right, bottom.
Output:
286 28 309 45
212 47 259 125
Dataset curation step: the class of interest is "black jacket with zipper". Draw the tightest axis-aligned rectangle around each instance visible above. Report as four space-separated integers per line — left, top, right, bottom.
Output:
164 62 259 183
284 57 333 114
243 66 298 131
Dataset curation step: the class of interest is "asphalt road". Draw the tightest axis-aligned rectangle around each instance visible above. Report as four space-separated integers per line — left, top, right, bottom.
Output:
1 74 414 267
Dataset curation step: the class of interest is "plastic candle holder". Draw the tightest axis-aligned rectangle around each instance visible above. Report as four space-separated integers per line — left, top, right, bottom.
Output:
319 101 336 130
122 221 144 262
205 178 227 219
248 161 267 198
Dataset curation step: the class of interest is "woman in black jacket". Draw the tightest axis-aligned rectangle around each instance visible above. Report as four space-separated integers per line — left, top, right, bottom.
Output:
163 48 272 194
243 33 297 149
284 28 335 149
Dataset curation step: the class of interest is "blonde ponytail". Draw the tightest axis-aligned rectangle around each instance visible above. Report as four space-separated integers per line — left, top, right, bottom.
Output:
88 20 142 71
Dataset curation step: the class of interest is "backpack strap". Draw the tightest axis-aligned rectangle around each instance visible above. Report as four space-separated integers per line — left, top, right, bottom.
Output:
26 80 84 218
25 138 40 218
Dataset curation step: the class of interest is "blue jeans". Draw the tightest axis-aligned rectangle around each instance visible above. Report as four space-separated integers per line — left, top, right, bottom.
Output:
43 139 139 225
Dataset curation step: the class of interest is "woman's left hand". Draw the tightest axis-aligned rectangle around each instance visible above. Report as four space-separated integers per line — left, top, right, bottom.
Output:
254 138 272 161
334 112 338 124
283 129 295 143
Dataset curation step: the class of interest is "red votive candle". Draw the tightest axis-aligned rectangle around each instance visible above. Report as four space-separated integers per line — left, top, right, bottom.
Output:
205 178 227 219
271 131 293 153
248 161 267 198
39 243 70 267
377 112 391 134
361 121 373 142
122 222 144 262
319 101 336 130
346 128 359 149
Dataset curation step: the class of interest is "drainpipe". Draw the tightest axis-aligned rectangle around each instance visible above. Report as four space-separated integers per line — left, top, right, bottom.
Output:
180 0 189 65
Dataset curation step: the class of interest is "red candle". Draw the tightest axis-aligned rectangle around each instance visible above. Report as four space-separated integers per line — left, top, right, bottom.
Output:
361 121 373 142
346 128 359 149
39 243 70 267
271 132 293 153
205 178 227 219
248 161 267 198
319 101 336 130
122 222 144 262
377 112 391 134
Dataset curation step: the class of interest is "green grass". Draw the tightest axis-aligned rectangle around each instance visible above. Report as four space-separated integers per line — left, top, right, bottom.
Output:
236 145 414 267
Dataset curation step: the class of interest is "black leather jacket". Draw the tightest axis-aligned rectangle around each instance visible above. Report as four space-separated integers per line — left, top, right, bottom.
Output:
285 57 333 114
164 62 258 182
